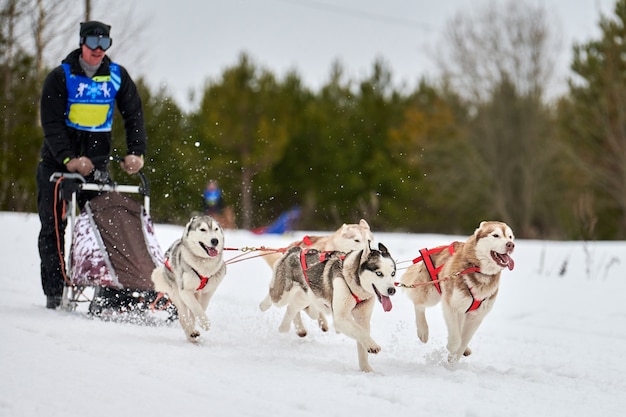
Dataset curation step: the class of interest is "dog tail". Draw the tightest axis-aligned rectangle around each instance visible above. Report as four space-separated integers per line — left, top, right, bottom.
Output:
151 266 174 294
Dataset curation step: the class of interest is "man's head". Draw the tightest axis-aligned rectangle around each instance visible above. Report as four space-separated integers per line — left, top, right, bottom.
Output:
79 21 112 66
80 21 110 38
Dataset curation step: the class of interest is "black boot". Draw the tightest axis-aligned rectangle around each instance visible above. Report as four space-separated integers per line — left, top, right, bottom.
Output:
46 295 62 309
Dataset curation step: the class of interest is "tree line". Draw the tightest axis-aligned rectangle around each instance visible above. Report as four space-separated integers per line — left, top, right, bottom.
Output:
1 0 625 239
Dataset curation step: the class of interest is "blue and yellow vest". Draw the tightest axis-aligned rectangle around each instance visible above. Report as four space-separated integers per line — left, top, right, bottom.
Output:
62 62 121 132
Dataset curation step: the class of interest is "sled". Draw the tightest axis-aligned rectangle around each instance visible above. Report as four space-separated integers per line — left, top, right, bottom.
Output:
50 166 172 321
251 206 301 234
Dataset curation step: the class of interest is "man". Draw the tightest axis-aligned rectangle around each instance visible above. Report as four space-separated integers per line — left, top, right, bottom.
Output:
37 21 147 309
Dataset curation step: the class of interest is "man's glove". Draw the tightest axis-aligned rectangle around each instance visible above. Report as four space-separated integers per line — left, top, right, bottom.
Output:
59 178 81 202
65 157 94 176
121 154 144 174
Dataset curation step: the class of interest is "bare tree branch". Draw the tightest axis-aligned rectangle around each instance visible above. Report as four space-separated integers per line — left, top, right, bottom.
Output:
437 0 561 104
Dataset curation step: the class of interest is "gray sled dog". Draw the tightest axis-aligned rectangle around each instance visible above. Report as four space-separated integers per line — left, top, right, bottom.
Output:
260 219 375 335
400 221 515 363
151 215 226 342
261 242 397 372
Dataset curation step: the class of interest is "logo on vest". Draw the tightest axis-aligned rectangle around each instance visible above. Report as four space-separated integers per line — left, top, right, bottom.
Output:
76 82 111 99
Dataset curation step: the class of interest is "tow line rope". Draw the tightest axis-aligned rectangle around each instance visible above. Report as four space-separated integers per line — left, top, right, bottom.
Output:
392 242 480 292
221 241 480 297
393 267 480 288
223 246 287 265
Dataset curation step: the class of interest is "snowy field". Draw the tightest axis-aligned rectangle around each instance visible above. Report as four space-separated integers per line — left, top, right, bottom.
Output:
1 211 625 417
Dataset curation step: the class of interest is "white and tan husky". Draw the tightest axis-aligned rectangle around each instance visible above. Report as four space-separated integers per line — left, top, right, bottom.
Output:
151 215 226 343
261 219 374 268
400 221 515 363
261 243 397 372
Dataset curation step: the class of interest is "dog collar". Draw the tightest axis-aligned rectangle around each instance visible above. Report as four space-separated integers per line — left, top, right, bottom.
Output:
164 258 210 291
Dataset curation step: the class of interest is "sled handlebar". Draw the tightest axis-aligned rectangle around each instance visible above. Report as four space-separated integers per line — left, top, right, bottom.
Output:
49 167 150 197
107 156 151 197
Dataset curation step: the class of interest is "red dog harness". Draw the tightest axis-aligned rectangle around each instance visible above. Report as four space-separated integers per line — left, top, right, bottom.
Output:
412 244 456 294
164 258 210 291
299 249 361 303
413 243 483 312
465 286 483 313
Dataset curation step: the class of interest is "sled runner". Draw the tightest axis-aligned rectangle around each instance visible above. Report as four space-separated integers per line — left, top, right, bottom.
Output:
50 163 173 321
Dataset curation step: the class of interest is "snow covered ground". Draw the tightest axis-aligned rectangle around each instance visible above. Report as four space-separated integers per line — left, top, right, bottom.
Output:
1 211 625 417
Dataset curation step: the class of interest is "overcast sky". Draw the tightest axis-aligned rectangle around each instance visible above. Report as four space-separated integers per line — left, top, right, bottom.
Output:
90 0 615 111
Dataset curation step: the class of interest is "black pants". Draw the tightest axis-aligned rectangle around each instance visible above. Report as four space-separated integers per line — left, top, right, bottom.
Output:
36 162 67 297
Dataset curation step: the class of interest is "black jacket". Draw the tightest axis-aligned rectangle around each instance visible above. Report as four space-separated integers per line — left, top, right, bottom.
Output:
39 49 147 170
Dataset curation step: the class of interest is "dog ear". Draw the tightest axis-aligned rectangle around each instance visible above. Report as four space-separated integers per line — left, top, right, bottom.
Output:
377 242 389 255
360 241 372 263
185 216 197 236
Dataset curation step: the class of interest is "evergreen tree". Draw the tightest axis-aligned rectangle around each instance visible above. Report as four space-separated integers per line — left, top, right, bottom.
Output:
562 0 626 239
192 53 290 229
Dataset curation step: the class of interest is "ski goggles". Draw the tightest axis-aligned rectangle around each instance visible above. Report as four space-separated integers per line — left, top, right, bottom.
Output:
82 35 112 51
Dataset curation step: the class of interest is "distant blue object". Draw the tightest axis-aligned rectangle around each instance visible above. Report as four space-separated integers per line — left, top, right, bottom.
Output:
252 207 301 234
204 189 221 206
203 180 223 214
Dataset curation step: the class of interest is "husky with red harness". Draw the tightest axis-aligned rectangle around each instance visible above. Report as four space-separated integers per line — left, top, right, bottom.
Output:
259 219 375 334
151 215 226 343
399 221 515 363
260 242 397 372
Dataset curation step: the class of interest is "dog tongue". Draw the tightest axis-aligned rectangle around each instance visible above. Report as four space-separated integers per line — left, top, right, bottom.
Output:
380 295 392 312
502 254 515 270
208 247 218 257
508 256 515 270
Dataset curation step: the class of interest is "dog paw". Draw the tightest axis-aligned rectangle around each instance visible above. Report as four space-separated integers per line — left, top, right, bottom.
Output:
187 331 201 343
367 343 381 354
318 317 329 332
447 353 460 364
198 317 210 331
296 329 307 338
463 347 472 356
417 328 429 343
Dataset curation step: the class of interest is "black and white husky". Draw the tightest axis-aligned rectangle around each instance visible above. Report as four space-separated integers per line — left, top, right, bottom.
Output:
151 215 226 343
260 242 397 372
